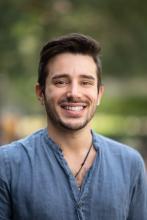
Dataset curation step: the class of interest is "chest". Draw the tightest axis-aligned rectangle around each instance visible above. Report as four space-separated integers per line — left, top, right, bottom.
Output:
11 152 130 220
63 146 97 188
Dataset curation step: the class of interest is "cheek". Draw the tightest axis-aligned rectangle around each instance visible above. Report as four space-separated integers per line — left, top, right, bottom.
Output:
45 87 56 99
87 91 99 103
45 88 65 104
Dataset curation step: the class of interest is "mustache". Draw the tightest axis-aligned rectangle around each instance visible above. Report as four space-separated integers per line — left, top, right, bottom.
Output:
59 96 87 103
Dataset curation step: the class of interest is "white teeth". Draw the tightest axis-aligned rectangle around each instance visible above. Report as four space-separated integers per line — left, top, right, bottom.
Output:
64 106 84 111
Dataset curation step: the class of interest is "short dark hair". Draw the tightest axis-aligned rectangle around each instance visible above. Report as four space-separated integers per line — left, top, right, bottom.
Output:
38 33 102 92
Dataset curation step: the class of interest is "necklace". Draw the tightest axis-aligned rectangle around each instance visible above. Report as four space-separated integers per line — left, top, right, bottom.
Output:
74 142 93 178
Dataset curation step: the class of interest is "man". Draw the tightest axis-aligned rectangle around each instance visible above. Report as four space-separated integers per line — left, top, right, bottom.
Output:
0 33 146 220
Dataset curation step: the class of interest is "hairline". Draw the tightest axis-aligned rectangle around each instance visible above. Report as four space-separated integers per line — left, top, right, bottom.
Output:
38 33 102 92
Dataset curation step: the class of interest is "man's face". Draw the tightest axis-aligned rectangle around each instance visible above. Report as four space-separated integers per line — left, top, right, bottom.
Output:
39 53 103 131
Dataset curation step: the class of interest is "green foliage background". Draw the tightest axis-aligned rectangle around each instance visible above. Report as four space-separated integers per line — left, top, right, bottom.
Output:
0 0 147 156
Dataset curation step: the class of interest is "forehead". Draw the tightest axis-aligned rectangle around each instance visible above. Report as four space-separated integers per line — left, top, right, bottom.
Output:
46 53 97 79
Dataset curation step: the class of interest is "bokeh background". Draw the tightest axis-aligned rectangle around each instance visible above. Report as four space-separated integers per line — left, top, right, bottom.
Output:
0 0 147 166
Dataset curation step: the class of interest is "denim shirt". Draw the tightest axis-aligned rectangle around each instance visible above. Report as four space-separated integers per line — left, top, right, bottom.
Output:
0 128 147 220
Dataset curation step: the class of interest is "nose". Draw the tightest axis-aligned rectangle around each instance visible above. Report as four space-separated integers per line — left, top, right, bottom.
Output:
67 81 81 98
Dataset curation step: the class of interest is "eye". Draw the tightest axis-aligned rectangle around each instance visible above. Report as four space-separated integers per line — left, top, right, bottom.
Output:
54 79 68 87
81 80 94 87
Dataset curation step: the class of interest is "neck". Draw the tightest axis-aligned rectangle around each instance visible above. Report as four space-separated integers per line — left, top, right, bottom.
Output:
47 121 93 153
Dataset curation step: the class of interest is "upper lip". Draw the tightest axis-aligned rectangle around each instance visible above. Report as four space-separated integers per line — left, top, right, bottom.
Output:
60 102 87 107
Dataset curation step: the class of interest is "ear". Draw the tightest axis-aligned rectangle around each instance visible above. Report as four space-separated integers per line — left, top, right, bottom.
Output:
97 85 104 106
35 83 45 105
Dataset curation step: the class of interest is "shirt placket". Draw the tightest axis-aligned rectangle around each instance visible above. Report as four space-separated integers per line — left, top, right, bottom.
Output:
54 144 99 220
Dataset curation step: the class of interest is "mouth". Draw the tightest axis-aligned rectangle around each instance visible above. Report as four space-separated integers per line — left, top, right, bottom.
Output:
62 105 85 111
60 102 87 114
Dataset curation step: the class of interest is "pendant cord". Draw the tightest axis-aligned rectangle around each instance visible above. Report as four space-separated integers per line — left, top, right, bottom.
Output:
74 142 93 178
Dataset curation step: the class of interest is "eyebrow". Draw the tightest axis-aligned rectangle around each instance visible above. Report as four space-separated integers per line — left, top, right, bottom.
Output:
51 74 96 80
52 74 69 80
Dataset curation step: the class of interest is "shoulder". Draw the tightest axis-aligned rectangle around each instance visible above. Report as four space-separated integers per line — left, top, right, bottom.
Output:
93 132 142 158
0 128 46 154
93 132 145 175
0 128 46 180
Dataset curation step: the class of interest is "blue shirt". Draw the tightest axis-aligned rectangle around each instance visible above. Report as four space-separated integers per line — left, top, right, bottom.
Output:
0 128 146 220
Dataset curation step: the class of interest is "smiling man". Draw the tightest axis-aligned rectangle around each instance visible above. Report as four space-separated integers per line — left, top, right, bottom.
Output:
0 33 146 220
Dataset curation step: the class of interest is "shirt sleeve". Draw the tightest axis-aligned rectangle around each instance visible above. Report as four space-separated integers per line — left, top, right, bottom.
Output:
0 147 12 220
127 156 147 220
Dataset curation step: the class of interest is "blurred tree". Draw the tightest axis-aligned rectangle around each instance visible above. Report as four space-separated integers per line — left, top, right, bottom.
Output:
0 0 147 113
0 1 147 160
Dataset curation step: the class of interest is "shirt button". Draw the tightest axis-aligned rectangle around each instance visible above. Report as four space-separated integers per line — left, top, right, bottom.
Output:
77 203 82 209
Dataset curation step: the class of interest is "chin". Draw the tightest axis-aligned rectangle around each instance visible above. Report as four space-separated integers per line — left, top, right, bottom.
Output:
59 120 89 131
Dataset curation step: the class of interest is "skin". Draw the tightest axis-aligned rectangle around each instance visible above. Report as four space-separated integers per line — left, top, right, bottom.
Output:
36 52 104 185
